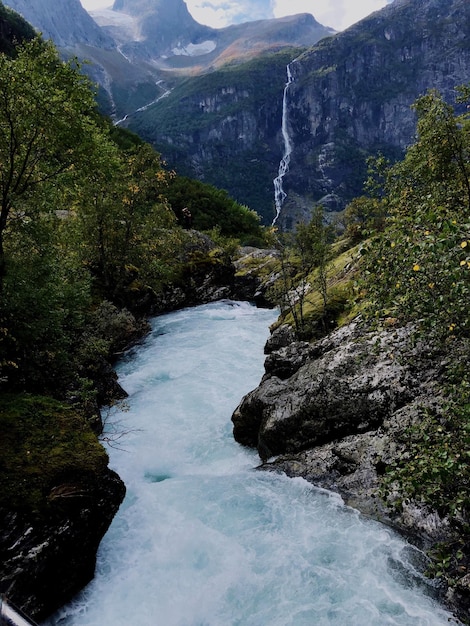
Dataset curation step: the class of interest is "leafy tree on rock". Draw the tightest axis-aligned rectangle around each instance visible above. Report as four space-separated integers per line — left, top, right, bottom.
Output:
363 87 470 336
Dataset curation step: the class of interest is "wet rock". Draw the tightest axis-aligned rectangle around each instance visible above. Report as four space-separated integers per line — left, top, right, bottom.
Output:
0 469 125 621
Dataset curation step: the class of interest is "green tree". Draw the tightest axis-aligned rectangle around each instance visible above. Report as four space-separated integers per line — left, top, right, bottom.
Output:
165 175 264 244
271 207 333 338
363 87 470 336
69 142 178 303
360 89 470 582
0 37 99 289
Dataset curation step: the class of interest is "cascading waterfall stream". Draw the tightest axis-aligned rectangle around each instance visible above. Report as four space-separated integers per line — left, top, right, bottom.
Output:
273 63 295 226
43 302 458 626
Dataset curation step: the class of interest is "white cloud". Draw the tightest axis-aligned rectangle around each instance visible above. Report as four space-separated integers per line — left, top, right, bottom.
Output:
272 0 391 30
188 0 392 30
80 0 112 10
81 0 393 32
186 0 273 28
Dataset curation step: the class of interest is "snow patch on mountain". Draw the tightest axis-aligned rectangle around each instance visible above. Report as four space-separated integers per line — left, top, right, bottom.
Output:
171 40 217 56
90 8 142 41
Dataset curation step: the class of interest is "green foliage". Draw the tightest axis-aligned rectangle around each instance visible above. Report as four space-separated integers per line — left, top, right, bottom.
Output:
0 394 108 512
382 387 470 519
0 211 92 393
68 141 178 302
0 34 223 397
165 175 265 244
362 88 470 337
360 87 470 583
0 2 36 56
0 37 99 285
269 207 335 339
343 196 387 241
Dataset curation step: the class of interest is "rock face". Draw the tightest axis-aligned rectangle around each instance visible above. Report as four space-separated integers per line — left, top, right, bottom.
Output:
129 0 470 227
7 0 470 227
276 0 470 228
4 0 115 48
232 321 447 530
0 470 125 621
3 0 333 123
232 318 470 614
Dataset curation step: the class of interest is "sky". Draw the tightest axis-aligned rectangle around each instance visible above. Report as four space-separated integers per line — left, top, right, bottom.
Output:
80 0 393 32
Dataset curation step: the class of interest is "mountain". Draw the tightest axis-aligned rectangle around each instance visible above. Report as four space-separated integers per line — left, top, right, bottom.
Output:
91 0 333 70
3 0 333 120
4 0 114 48
123 0 470 227
275 0 470 228
126 48 300 223
0 1 35 54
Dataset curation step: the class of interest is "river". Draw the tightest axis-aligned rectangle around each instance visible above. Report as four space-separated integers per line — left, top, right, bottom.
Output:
44 301 456 625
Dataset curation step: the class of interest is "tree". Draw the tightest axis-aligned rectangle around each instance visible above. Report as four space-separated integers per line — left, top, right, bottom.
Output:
363 87 470 336
271 207 333 339
69 142 178 303
0 37 99 289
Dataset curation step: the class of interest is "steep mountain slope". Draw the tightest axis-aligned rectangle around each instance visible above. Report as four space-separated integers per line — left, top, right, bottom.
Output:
3 0 333 121
4 0 114 48
127 49 299 223
276 0 470 228
3 0 165 116
128 0 470 228
0 1 35 54
91 0 333 71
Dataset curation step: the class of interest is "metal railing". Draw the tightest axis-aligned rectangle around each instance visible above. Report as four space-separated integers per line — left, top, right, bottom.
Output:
0 597 38 626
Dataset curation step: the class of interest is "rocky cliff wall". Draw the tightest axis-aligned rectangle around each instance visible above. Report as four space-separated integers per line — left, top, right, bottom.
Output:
276 0 470 228
131 0 470 230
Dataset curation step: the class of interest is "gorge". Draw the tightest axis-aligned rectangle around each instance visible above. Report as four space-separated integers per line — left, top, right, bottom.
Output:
0 0 469 622
42 302 457 626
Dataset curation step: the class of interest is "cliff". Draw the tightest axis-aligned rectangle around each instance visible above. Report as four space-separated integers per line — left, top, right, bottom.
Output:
0 395 126 621
4 0 115 48
127 0 470 228
276 0 470 228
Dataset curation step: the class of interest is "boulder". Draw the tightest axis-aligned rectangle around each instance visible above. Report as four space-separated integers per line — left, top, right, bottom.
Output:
232 321 438 461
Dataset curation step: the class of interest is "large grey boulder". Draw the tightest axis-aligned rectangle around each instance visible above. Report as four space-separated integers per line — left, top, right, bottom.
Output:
232 321 439 461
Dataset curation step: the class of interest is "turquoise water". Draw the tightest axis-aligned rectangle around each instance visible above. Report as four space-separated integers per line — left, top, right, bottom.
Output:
44 301 457 625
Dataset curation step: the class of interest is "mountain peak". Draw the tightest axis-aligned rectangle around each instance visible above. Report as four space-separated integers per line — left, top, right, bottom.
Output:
3 0 114 48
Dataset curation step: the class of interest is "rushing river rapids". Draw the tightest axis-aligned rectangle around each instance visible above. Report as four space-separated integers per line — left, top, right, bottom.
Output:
43 301 457 626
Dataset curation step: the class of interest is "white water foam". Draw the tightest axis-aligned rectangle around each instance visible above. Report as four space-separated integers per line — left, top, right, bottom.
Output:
43 301 458 626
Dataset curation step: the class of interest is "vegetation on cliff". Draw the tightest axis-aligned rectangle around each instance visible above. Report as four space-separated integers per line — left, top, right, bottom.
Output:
359 87 470 587
0 35 265 402
126 49 303 223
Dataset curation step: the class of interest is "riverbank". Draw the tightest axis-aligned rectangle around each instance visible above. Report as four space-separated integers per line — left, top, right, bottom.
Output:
232 319 470 622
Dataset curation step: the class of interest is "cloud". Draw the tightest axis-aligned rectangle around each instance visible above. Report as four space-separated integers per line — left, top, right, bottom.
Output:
187 0 274 28
271 0 392 30
187 0 393 31
82 0 394 31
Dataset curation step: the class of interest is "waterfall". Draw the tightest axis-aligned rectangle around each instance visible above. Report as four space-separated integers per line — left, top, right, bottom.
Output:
272 63 295 226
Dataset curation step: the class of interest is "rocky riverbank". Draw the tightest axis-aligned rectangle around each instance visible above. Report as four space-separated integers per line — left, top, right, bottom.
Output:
232 320 470 621
0 242 270 622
